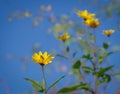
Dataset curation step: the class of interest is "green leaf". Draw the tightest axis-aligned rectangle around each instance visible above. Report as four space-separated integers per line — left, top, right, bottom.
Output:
100 65 113 73
88 34 95 43
78 82 91 90
98 51 113 63
57 82 90 94
24 78 44 92
103 43 109 49
98 56 103 63
47 75 65 91
103 74 111 82
79 39 94 53
64 37 74 45
102 52 112 57
75 24 86 34
71 67 82 79
106 3 114 17
63 24 70 31
72 52 77 57
97 74 111 86
114 72 120 79
94 65 113 76
82 54 92 60
106 9 112 17
72 60 81 69
117 6 120 15
56 54 68 59
66 46 70 53
57 85 79 93
82 66 94 74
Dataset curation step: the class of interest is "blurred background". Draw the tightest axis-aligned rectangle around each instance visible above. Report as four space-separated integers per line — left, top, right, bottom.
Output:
0 0 120 94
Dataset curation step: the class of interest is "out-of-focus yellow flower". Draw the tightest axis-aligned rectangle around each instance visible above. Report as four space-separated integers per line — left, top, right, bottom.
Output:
54 23 62 32
84 18 99 28
25 11 31 17
32 51 54 65
57 33 70 41
103 29 115 37
77 10 95 20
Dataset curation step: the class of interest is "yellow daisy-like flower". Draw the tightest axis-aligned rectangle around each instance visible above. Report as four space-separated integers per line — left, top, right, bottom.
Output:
84 18 99 28
57 33 70 41
32 51 54 65
103 29 115 37
77 10 95 20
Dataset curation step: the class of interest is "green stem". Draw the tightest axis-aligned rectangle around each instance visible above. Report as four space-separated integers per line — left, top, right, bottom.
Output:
94 32 97 70
41 66 47 94
93 30 98 94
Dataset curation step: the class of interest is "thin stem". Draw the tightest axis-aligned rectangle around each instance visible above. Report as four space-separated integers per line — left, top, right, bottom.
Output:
93 30 98 94
93 31 97 65
41 66 47 94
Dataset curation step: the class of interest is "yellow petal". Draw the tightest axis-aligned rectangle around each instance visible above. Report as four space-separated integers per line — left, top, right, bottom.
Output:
32 53 40 63
32 51 55 65
43 51 48 58
39 51 43 55
103 29 115 37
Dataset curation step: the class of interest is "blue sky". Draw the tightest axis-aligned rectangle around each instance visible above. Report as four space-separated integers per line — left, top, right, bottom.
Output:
0 0 120 94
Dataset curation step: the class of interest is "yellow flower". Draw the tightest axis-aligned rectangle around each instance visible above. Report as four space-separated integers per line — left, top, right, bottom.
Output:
77 10 95 20
25 11 31 17
54 23 62 32
84 18 99 28
32 51 54 65
57 33 70 41
103 29 115 37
